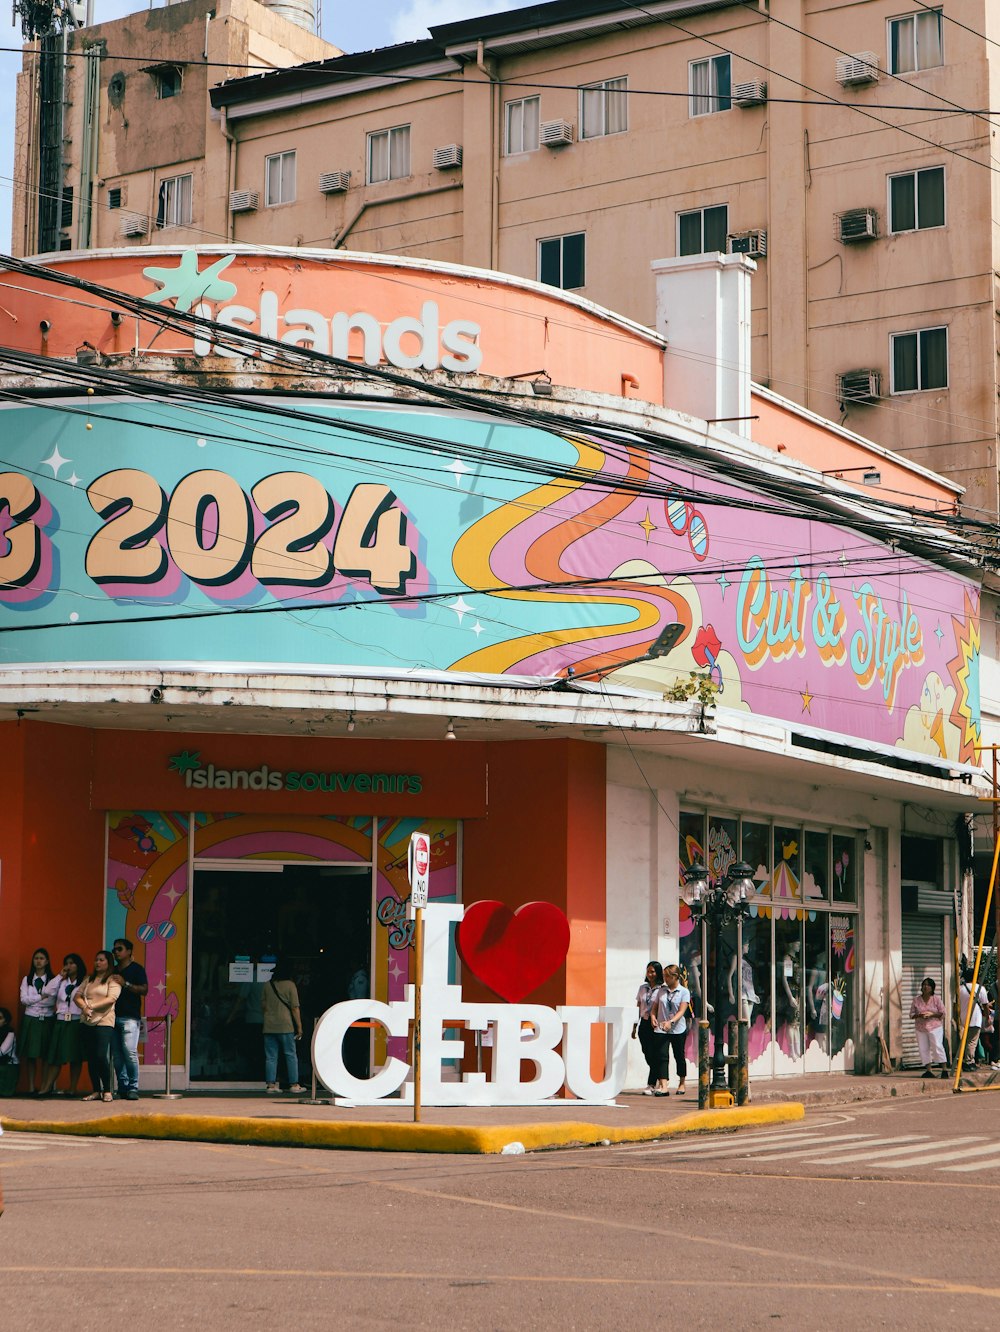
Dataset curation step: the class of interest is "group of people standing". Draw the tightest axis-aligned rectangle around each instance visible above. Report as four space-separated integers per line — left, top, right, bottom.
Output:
908 967 999 1079
1 942 147 1103
633 961 690 1096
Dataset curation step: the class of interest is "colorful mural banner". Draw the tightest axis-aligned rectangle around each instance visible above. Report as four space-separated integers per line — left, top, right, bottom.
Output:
1 397 980 761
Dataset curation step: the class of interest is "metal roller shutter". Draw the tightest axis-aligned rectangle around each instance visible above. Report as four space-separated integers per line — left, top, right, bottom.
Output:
901 912 945 1067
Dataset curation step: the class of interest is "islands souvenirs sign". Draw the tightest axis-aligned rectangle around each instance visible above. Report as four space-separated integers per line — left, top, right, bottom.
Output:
313 902 628 1106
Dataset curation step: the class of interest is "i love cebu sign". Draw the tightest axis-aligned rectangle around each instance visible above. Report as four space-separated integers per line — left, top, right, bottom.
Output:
313 902 628 1106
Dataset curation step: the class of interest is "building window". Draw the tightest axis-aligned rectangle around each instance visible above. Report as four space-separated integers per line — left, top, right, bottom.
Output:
538 233 585 290
888 166 944 233
689 54 731 116
156 173 193 229
107 186 122 210
580 76 627 139
505 96 540 154
677 204 729 256
889 9 943 74
60 185 73 230
152 65 182 99
891 326 948 393
265 151 296 207
367 126 410 184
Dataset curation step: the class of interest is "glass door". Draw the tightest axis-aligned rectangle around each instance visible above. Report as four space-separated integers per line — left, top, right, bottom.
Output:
190 862 372 1085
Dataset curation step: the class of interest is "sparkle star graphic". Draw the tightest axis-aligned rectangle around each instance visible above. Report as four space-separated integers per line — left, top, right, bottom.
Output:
934 622 944 644
445 458 472 487
800 687 814 713
639 509 657 542
448 596 472 624
716 570 731 598
142 252 238 313
470 620 486 637
41 445 70 476
168 750 203 774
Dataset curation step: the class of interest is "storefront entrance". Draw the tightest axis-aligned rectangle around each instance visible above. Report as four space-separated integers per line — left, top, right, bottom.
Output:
190 862 371 1085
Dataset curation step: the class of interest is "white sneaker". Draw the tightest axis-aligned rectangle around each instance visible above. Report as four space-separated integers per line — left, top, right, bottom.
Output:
641 1087 655 1096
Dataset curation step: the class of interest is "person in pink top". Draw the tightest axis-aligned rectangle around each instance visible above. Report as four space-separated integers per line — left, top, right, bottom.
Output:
909 976 947 1079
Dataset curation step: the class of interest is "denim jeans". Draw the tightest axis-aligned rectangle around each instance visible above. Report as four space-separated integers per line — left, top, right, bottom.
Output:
264 1032 298 1086
113 1017 141 1093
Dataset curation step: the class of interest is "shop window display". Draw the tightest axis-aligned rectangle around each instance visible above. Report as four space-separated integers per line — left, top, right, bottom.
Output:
678 809 858 1076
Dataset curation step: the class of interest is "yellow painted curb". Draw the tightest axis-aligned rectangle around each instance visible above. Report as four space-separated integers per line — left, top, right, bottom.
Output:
1 1101 803 1155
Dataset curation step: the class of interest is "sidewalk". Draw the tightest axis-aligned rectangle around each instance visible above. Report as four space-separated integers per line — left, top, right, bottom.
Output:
0 1067 977 1154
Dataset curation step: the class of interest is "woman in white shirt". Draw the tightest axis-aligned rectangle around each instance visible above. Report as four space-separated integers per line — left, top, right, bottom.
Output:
960 967 989 1068
18 947 57 1095
38 953 87 1098
633 961 663 1095
650 964 691 1096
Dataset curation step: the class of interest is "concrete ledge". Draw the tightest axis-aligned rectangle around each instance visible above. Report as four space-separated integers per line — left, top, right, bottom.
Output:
0 1101 804 1154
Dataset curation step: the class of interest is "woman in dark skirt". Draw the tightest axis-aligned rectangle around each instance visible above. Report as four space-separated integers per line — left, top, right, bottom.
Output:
18 948 57 1094
38 953 87 1097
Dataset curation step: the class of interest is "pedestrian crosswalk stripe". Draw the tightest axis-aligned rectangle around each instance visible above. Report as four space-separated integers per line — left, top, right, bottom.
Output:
627 1126 849 1156
0 1141 45 1151
877 1142 999 1169
805 1137 983 1166
660 1134 894 1156
752 1134 929 1162
942 1153 1000 1172
0 1133 107 1151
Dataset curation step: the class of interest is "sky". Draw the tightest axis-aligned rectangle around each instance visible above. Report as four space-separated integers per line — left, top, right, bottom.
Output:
0 0 523 252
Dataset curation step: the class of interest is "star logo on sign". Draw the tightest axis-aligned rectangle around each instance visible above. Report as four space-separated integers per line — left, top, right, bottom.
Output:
142 252 238 313
168 750 203 774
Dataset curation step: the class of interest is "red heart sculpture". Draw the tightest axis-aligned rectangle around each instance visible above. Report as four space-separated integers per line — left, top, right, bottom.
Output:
457 900 571 1003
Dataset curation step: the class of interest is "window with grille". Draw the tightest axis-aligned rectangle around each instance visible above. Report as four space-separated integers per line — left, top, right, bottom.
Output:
265 151 296 207
677 204 729 256
580 77 627 139
689 54 731 116
890 326 948 393
367 126 410 184
888 166 944 233
60 185 73 230
505 97 540 154
156 173 193 229
538 232 585 290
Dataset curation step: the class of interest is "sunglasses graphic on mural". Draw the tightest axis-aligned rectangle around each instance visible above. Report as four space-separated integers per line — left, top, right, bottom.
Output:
136 921 177 943
456 901 571 1004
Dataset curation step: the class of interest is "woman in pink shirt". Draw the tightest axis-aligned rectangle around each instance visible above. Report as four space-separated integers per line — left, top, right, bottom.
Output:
909 976 947 1079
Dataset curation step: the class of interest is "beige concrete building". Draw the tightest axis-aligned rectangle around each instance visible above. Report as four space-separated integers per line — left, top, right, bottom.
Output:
12 0 1000 514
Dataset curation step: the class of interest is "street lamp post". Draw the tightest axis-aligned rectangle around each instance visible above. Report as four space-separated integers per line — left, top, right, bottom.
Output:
683 858 755 1108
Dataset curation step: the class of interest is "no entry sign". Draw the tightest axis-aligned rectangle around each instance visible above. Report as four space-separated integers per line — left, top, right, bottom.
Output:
408 831 431 908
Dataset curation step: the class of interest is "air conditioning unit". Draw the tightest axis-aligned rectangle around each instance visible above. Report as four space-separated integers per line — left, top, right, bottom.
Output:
733 80 767 107
837 369 881 404
837 207 879 243
836 52 880 87
540 119 574 147
319 171 351 194
228 190 259 214
120 213 147 238
433 144 463 170
727 229 767 259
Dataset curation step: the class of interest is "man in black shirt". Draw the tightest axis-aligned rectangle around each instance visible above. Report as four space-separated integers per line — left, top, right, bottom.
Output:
112 938 148 1101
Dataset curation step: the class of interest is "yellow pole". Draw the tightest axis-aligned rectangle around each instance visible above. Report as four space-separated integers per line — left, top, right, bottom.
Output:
952 830 1000 1091
413 905 424 1123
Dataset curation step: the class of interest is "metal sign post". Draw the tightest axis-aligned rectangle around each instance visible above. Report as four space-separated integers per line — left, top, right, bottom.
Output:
407 831 431 1123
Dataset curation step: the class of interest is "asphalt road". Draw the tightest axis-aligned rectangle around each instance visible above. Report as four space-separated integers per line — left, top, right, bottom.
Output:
3 1093 999 1329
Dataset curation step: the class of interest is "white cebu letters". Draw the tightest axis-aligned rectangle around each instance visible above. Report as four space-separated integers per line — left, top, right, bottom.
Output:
312 902 628 1106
